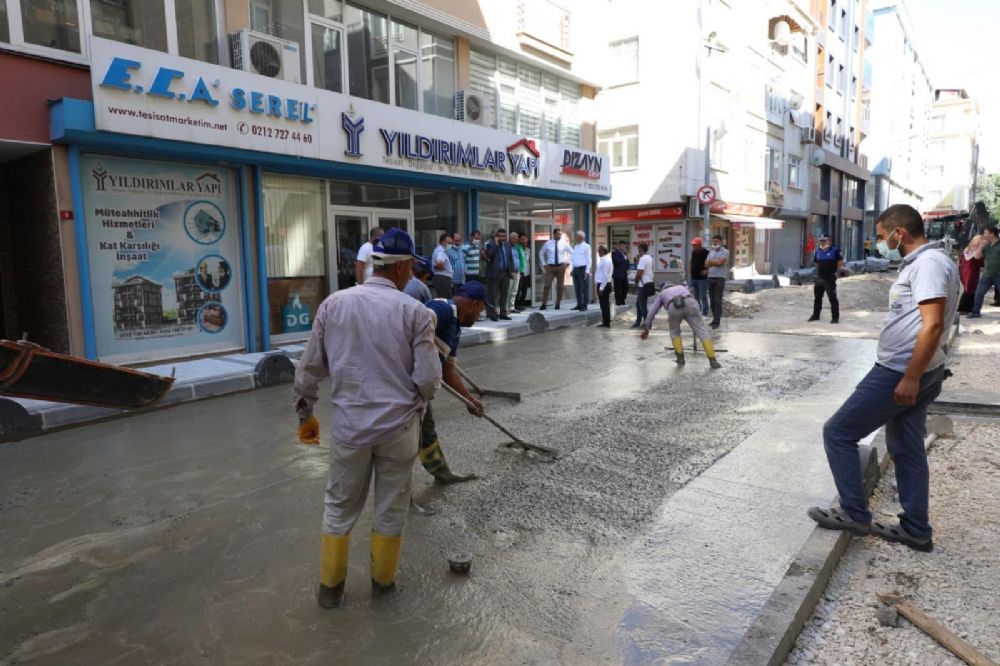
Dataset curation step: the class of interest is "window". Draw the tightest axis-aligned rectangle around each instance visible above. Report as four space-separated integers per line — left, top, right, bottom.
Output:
788 154 802 188
345 2 389 103
598 126 638 170
90 0 167 51
838 63 846 91
469 46 582 146
420 31 455 118
765 146 782 190
253 0 306 74
853 25 859 51
19 0 82 52
845 178 859 207
826 55 834 87
850 75 857 101
840 10 848 40
176 0 218 63
311 23 344 92
608 36 638 86
828 0 836 30
1 1 11 41
765 85 784 116
391 18 419 110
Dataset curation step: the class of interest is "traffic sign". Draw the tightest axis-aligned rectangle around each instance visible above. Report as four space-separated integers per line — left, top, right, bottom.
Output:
696 185 717 205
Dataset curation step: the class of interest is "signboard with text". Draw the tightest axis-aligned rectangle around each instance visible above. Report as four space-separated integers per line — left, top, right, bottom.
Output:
89 38 610 197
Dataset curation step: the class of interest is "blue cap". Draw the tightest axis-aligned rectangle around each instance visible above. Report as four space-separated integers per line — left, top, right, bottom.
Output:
373 228 420 259
454 280 494 308
413 256 432 274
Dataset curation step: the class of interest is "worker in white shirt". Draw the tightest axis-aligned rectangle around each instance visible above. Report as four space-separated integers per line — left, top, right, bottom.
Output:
570 230 592 310
640 281 721 368
594 244 614 327
538 228 567 310
354 226 384 285
631 243 655 328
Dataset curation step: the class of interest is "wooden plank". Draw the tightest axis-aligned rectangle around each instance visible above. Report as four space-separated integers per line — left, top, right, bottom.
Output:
877 592 998 666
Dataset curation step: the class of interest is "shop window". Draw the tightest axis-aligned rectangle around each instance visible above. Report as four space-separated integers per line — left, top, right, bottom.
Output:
263 175 327 338
413 190 457 259
608 36 638 86
598 126 638 171
329 181 409 208
20 0 81 52
91 0 167 51
345 2 389 103
175 0 218 63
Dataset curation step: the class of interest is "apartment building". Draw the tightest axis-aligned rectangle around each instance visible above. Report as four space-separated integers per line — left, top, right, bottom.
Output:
0 0 609 363
863 1 933 224
595 0 819 282
925 88 980 216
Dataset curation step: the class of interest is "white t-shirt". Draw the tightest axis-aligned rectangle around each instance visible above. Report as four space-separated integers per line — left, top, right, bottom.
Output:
357 242 375 281
636 254 654 286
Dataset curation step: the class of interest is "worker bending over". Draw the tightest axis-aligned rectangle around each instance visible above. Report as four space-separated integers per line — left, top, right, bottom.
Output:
640 281 721 369
293 228 441 609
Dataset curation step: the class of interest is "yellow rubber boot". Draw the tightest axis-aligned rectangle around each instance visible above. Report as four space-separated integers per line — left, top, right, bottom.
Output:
671 337 685 365
318 533 350 609
702 339 722 369
370 532 403 597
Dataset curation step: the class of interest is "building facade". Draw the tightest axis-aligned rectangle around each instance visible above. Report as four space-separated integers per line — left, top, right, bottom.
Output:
0 0 610 363
925 88 980 217
863 1 933 225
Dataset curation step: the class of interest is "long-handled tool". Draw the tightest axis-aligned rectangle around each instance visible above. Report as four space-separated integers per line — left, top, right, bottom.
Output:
455 364 522 401
441 382 557 460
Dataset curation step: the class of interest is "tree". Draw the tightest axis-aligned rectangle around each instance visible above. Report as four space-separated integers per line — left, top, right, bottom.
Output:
975 169 1000 222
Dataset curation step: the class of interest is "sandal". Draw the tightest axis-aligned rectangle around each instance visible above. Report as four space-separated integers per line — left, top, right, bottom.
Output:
870 521 933 552
807 506 871 537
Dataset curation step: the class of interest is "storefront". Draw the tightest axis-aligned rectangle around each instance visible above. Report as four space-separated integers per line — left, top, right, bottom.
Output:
694 201 796 279
49 37 609 363
596 205 687 284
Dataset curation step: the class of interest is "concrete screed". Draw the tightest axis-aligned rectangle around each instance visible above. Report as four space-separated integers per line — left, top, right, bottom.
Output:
0 323 878 664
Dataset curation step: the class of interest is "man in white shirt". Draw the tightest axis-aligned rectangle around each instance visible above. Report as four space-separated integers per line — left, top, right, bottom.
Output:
354 227 384 286
594 245 614 327
570 230 592 311
538 228 567 310
631 243 655 328
431 233 454 298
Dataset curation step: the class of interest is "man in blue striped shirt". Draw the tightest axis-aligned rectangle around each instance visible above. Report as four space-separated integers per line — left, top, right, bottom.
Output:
447 231 467 287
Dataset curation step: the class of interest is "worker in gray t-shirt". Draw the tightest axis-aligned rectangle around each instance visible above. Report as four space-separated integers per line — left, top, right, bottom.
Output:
705 235 729 328
808 204 959 554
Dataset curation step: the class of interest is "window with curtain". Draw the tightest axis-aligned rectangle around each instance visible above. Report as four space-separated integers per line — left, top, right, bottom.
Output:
263 175 327 337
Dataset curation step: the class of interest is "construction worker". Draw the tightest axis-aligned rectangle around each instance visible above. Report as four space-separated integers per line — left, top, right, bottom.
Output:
294 228 441 609
640 281 721 369
419 281 490 483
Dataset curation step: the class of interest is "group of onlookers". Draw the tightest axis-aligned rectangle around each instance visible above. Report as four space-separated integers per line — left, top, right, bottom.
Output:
958 226 1000 318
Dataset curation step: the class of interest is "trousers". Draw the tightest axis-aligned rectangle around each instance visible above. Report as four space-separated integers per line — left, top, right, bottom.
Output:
432 274 452 299
813 274 840 319
598 282 612 325
572 266 589 308
322 413 420 536
635 283 652 323
488 274 511 316
516 272 531 306
507 273 521 312
690 278 709 315
971 273 1000 315
822 364 944 539
708 277 726 324
666 298 711 340
542 265 565 305
613 277 629 305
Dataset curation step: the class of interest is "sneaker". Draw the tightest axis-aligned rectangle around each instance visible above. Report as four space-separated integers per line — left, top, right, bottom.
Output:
807 315 820 322
709 321 720 329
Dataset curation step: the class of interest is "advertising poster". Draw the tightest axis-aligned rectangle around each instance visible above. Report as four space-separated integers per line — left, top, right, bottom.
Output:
655 223 685 272
81 155 244 363
630 224 654 256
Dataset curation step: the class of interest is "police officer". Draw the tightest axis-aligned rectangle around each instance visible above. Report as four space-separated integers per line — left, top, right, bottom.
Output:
640 281 721 369
809 234 844 324
294 228 441 609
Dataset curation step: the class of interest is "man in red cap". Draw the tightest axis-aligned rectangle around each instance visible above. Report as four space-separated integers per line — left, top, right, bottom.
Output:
689 237 710 316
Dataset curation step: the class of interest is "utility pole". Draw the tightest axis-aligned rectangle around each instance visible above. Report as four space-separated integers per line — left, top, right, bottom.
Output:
703 126 711 241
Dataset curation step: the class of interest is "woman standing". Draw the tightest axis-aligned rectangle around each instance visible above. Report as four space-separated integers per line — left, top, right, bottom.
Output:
958 234 985 314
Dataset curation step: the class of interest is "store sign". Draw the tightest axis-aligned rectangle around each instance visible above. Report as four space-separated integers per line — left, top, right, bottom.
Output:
80 154 244 363
597 206 685 223
89 38 609 196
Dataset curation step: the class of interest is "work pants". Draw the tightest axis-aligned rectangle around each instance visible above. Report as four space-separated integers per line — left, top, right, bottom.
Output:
516 272 531 306
507 273 521 312
432 274 452 299
598 282 612 325
613 277 628 305
690 278 709 315
971 274 1000 315
813 274 840 320
322 413 420 536
708 277 726 325
488 274 511 317
822 365 943 540
665 298 711 341
571 266 589 308
541 264 565 306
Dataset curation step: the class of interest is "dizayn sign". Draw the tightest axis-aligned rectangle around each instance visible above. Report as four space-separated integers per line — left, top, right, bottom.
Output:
89 38 609 196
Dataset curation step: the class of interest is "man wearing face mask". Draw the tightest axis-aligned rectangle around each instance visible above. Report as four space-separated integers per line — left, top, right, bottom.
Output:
808 234 844 324
808 204 959 553
705 235 729 329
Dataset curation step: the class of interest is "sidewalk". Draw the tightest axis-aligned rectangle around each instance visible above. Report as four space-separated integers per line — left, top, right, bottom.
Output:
0 300 633 439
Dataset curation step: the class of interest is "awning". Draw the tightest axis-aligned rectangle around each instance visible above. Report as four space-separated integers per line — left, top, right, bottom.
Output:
714 214 784 229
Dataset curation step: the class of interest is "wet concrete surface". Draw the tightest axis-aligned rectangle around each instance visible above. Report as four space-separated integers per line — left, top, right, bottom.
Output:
1 325 873 665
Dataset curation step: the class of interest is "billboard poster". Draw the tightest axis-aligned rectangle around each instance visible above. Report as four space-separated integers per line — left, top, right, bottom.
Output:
655 223 685 272
80 155 244 363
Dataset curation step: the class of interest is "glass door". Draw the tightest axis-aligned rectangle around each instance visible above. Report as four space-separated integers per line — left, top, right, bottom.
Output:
531 220 553 306
328 210 371 291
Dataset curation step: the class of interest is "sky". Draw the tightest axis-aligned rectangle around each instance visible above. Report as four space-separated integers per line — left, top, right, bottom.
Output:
899 0 1000 171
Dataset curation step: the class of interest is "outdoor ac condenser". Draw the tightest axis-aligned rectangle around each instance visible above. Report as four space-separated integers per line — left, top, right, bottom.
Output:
454 89 492 125
230 30 301 84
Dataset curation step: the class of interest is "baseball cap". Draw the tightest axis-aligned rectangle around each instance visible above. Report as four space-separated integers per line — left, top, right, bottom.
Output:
372 228 420 264
818 234 831 241
691 237 703 245
454 280 494 308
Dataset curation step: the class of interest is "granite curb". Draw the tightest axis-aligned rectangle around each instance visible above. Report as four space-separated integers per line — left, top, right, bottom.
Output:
0 303 630 442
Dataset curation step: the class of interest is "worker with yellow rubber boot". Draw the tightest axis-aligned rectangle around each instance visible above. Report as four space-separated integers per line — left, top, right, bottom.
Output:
293 228 441 609
420 282 490 483
640 281 722 369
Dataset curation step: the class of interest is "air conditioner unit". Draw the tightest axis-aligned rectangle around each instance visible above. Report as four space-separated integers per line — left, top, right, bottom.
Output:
230 30 301 83
454 89 491 125
800 127 817 143
768 181 784 197
687 197 701 218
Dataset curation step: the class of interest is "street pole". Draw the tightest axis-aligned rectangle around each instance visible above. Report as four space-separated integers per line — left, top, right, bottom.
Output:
703 126 711 241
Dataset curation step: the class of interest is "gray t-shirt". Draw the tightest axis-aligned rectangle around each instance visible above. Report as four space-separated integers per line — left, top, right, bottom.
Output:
876 242 959 374
404 277 433 304
707 247 729 279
